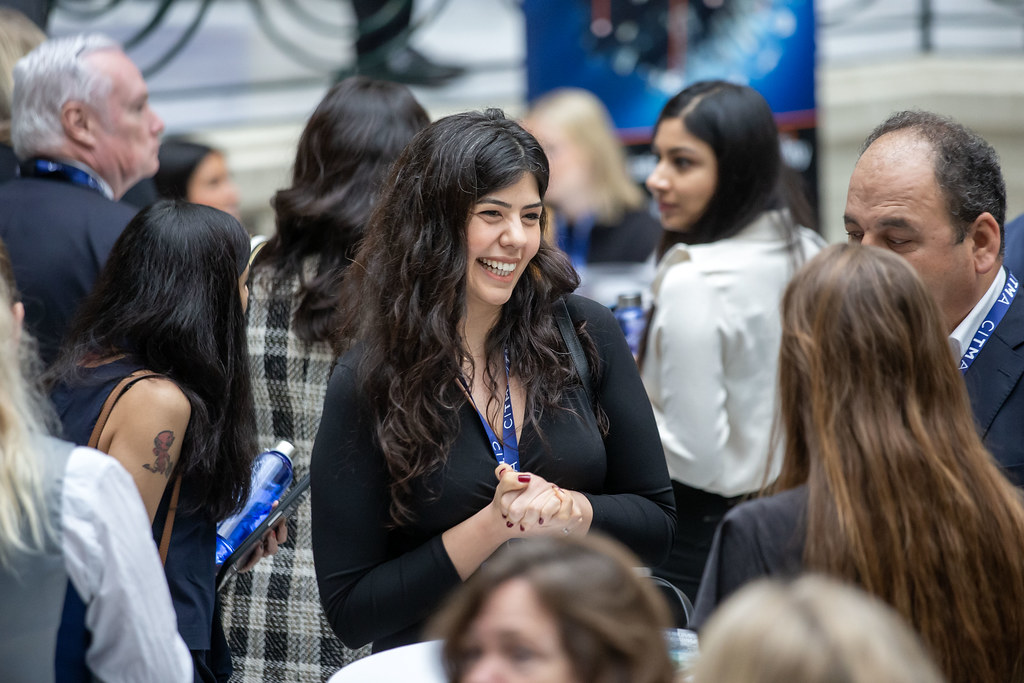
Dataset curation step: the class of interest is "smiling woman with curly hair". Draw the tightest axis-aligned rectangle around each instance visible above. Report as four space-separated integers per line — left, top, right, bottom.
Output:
310 109 675 654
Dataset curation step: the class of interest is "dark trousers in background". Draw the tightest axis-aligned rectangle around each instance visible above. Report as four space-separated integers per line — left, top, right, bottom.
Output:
652 480 743 605
351 0 412 60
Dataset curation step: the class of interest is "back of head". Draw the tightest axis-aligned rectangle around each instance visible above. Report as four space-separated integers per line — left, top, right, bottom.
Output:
692 575 946 683
0 8 45 139
11 33 119 160
262 76 428 343
654 80 784 246
153 138 215 201
54 200 256 520
776 243 971 482
65 200 250 356
270 75 430 264
773 243 1024 682
526 87 644 220
431 535 675 683
860 109 1005 251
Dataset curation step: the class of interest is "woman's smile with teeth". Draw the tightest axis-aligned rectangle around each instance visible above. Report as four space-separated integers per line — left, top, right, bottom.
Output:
479 258 516 276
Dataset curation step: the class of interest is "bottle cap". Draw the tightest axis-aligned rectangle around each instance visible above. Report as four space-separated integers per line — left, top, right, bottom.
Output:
617 293 642 308
272 440 295 458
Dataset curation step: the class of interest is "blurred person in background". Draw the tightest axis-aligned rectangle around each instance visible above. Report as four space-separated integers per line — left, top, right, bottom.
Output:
693 244 1024 683
0 239 192 683
153 138 242 222
641 80 823 603
524 88 660 304
429 534 676 683
692 575 946 683
0 7 44 183
0 33 164 366
218 76 429 682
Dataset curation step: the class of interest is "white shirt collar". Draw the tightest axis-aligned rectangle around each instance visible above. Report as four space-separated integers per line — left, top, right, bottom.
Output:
651 210 788 297
949 267 1007 358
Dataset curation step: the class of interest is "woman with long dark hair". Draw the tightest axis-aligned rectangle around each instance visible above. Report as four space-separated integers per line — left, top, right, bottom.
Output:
641 81 824 601
49 200 263 681
219 77 429 682
311 109 675 653
693 244 1024 683
152 138 242 222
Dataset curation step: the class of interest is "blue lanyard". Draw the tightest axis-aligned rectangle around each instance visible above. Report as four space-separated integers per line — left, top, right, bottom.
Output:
460 350 519 471
22 158 107 196
960 270 1018 374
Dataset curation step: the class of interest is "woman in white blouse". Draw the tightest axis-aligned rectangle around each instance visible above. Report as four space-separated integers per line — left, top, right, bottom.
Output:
641 81 825 602
0 244 191 683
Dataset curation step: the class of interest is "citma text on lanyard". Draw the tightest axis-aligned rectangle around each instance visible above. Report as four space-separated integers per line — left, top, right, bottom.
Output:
460 349 520 472
960 271 1018 375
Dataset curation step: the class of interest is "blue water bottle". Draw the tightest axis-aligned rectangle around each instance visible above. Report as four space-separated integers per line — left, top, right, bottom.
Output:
215 441 294 565
615 292 646 359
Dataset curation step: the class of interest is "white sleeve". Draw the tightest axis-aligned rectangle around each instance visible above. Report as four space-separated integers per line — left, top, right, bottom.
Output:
62 447 193 683
646 263 730 488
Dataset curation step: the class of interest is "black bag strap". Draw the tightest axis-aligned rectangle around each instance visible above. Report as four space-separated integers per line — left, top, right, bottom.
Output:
555 297 593 405
87 369 161 450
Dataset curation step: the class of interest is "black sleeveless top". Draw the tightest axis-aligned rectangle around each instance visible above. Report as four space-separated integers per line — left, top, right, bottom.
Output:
51 357 217 650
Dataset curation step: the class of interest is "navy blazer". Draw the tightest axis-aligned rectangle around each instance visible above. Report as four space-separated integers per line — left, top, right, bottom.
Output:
962 270 1024 486
1002 214 1024 278
0 176 137 365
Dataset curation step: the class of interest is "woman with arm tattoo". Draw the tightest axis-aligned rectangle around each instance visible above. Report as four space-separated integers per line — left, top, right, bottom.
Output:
48 200 275 681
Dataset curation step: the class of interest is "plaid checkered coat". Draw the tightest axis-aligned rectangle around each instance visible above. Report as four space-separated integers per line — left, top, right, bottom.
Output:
219 259 370 682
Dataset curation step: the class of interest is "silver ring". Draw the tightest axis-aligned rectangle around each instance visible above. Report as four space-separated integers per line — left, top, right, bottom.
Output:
562 528 570 535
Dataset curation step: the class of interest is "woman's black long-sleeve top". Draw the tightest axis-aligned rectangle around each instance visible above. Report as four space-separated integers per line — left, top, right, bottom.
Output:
310 295 676 652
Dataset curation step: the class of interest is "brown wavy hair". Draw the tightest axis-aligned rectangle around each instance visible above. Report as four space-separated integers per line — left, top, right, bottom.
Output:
429 534 675 683
772 243 1024 683
338 109 603 526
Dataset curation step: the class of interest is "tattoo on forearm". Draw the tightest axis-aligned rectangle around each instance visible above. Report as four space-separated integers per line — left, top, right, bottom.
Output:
143 430 175 478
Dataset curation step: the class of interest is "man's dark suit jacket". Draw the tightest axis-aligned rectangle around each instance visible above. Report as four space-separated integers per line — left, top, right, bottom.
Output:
963 270 1024 486
0 144 18 185
0 176 136 365
1002 214 1024 279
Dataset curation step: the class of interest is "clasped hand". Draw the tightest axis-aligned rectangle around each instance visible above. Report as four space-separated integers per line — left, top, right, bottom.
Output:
492 464 583 536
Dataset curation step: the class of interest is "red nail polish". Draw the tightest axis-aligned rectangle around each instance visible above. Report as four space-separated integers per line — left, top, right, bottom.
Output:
538 517 544 525
519 524 525 532
502 513 507 519
518 474 531 483
506 521 514 528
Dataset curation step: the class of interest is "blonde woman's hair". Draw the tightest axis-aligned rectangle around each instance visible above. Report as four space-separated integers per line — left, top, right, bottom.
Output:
527 88 645 224
692 575 946 683
0 252 54 565
0 8 45 143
